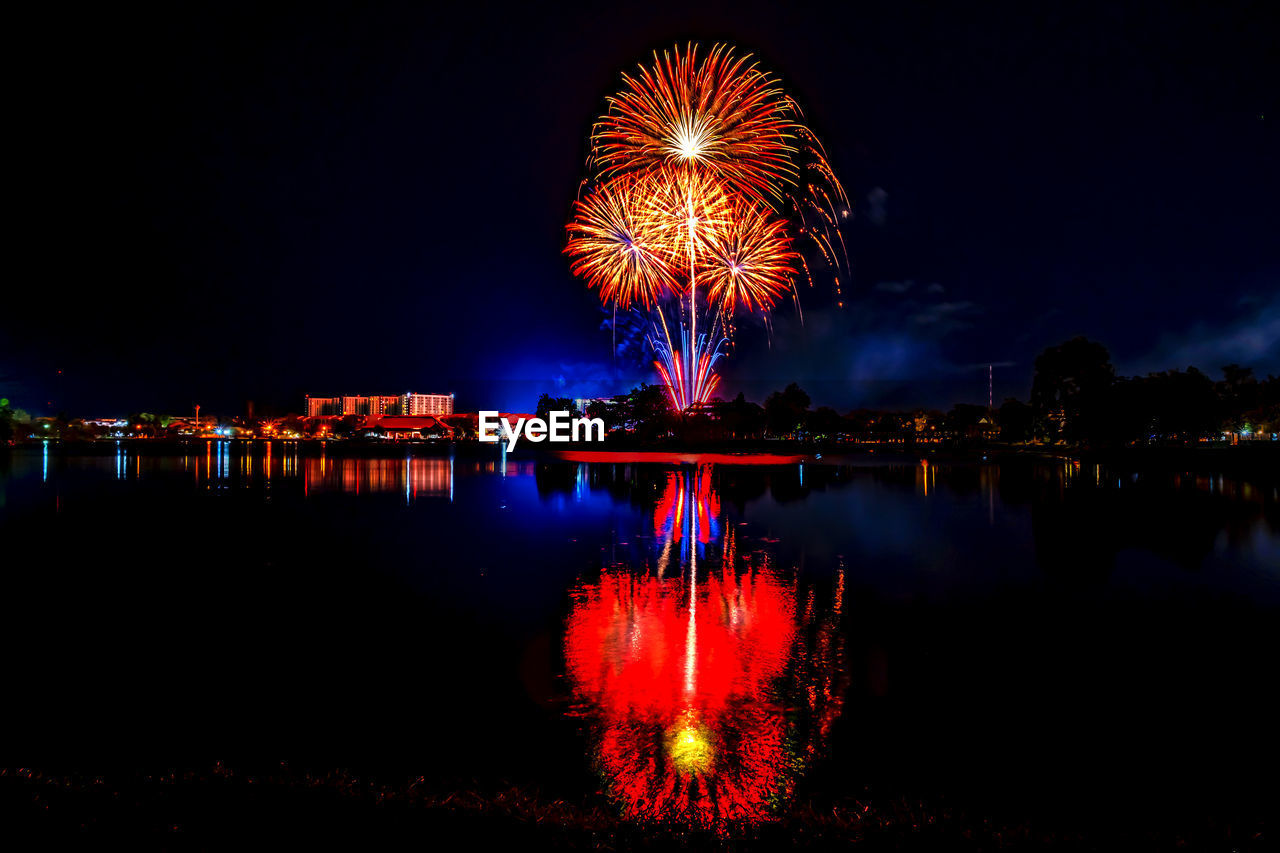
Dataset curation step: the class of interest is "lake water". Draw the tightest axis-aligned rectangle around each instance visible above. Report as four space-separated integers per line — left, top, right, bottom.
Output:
2 442 1276 833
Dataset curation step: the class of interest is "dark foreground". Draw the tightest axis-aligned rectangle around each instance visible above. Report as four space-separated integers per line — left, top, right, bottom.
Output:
3 765 1271 850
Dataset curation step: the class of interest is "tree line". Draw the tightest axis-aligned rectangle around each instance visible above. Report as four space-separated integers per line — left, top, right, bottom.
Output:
1011 337 1278 445
544 337 1279 446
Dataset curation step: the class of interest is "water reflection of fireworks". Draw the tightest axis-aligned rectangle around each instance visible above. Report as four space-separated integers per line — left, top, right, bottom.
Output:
564 466 846 831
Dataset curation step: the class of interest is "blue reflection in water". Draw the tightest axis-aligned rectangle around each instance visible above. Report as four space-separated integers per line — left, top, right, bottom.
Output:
42 440 48 482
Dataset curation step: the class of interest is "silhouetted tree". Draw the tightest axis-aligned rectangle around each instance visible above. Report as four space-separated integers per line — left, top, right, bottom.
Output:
844 409 877 434
626 383 674 440
1217 364 1259 432
1110 367 1220 444
945 403 988 436
806 406 843 439
584 399 619 433
764 383 810 438
0 398 14 442
535 394 580 422
330 415 361 438
998 398 1033 442
1030 337 1115 444
717 393 765 440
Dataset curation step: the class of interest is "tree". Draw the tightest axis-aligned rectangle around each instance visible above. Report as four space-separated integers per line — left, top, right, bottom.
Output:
1113 368 1220 443
0 398 13 442
805 406 843 439
330 415 361 438
1030 337 1115 444
626 384 674 439
1218 364 1259 432
717 393 765 440
763 384 810 438
998 398 1033 442
945 403 988 435
535 393 580 422
584 398 617 432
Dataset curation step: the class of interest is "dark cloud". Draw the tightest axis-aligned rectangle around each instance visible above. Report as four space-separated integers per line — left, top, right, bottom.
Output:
865 187 889 227
908 301 982 332
718 284 993 409
875 280 915 294
1125 291 1280 376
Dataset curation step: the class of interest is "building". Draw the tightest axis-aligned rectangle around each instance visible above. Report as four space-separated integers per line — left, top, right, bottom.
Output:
308 392 444 417
402 392 453 416
363 415 454 440
349 395 402 415
342 395 381 416
306 396 341 417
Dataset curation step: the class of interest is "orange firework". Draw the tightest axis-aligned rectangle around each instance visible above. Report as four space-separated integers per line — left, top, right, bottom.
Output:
702 200 796 314
567 42 848 410
636 166 734 265
565 176 680 309
593 43 800 206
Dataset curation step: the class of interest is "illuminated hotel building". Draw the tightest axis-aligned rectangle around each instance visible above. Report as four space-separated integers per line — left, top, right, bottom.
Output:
340 396 372 415
401 392 453 416
306 396 341 417
307 393 442 417
335 396 403 415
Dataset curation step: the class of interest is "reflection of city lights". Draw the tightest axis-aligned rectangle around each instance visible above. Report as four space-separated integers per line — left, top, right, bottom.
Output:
302 456 455 499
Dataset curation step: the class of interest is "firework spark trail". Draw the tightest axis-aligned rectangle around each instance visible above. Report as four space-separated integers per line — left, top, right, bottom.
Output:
566 175 680 309
565 42 847 410
702 199 796 314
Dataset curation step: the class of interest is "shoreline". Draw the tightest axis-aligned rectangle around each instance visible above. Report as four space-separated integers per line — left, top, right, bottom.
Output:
5 435 1277 471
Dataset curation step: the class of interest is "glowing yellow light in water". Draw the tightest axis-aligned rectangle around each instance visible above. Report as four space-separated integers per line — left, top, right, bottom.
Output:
667 719 715 776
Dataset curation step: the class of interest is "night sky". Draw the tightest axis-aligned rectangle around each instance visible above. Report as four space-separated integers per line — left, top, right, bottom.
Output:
6 0 1277 416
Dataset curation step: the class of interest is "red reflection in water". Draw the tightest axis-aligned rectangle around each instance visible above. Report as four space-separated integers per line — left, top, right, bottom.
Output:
652 468 720 544
565 467 844 830
552 450 809 465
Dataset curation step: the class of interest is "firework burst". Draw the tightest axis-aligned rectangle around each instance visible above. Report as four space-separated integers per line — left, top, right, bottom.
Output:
565 42 847 410
702 200 796 315
566 176 679 310
636 166 734 267
593 43 800 206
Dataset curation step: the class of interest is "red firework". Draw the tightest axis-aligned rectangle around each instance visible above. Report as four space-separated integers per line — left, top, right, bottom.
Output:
565 175 680 309
592 43 802 206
